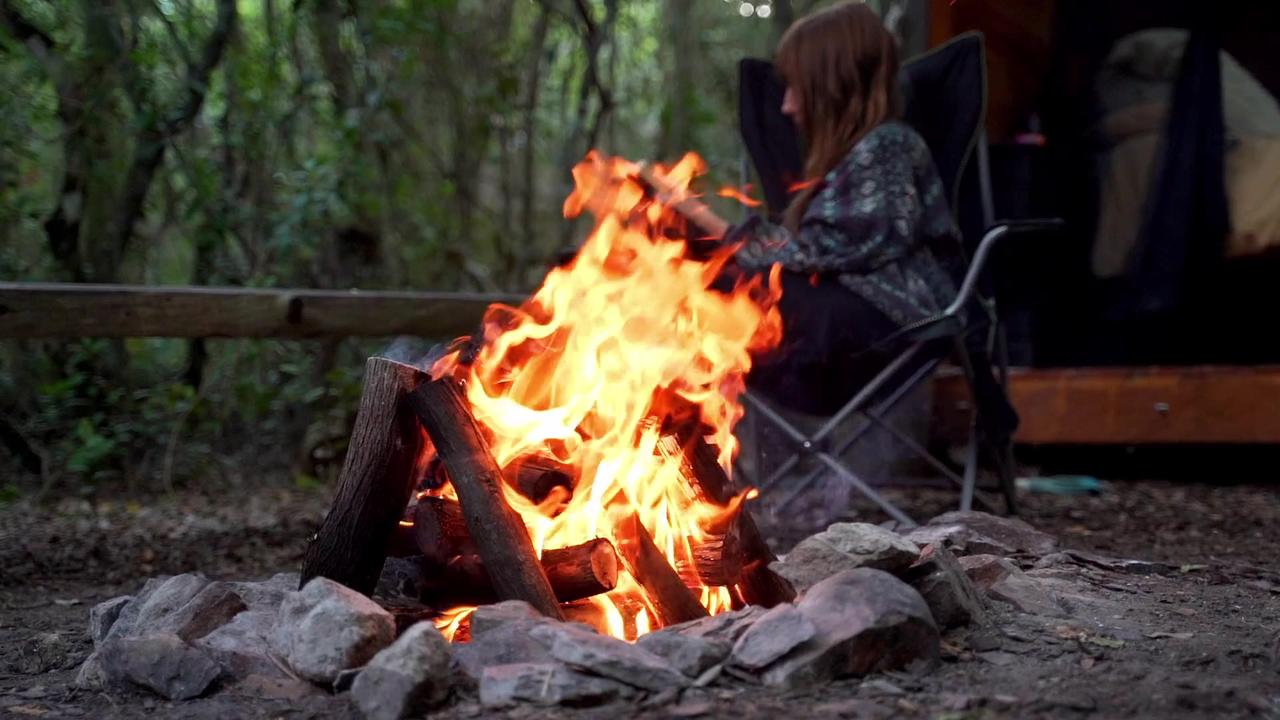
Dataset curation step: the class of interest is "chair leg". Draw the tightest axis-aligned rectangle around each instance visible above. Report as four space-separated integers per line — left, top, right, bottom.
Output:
960 419 979 512
995 440 1019 515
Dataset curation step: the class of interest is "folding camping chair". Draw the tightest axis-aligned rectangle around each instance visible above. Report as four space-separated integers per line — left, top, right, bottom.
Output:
735 32 1062 528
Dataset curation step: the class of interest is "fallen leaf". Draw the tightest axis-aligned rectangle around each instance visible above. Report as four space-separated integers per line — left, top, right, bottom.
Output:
1179 564 1208 573
1174 607 1197 616
1146 631 1194 640
52 599 80 607
1080 655 1096 670
7 705 49 717
1085 635 1126 649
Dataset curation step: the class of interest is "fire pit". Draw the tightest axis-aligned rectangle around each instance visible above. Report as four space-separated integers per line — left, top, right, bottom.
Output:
75 151 1020 716
301 150 792 641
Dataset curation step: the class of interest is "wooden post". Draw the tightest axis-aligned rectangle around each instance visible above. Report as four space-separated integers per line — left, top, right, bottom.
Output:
407 378 564 620
300 358 428 594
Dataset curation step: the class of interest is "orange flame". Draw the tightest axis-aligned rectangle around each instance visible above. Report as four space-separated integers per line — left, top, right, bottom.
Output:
716 186 763 208
429 151 782 640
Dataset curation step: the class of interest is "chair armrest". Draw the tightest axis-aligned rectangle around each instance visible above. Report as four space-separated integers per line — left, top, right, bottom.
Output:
943 218 1065 317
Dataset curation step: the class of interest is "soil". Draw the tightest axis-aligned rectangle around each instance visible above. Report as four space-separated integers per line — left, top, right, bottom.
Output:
1 479 1277 719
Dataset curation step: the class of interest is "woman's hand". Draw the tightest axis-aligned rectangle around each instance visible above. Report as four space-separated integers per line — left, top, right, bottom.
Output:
635 164 731 239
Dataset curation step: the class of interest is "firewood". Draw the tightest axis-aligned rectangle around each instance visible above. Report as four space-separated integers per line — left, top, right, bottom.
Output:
300 358 429 595
407 377 564 620
614 510 709 627
659 434 796 607
504 455 574 504
677 517 744 587
412 496 476 565
417 538 619 605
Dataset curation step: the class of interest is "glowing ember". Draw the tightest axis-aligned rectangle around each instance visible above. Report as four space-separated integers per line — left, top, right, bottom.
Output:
428 150 782 640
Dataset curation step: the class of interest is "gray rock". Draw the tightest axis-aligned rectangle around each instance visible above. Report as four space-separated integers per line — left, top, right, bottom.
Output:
98 633 222 700
730 604 815 671
635 631 729 678
107 574 211 642
479 662 634 708
89 596 132 646
154 581 248 642
129 574 214 636
667 604 769 645
760 569 939 688
375 556 429 602
470 601 542 638
987 572 1067 617
923 511 1058 556
230 573 297 612
958 554 1020 589
273 577 396 683
73 651 107 689
903 544 988 629
351 622 453 720
776 523 920 592
533 622 689 692
451 618 556 683
196 610 284 681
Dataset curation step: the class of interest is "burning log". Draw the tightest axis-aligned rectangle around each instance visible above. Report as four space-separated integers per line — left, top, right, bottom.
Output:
677 518 744 588
412 496 476 566
505 455 574 505
614 511 709 627
407 377 564 620
659 434 796 608
300 358 428 595
419 538 619 606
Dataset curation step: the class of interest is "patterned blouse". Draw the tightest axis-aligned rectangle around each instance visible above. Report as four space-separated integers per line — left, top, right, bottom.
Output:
733 121 964 327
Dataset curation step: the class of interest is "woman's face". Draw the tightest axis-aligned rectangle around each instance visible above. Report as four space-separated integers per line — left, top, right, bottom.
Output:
781 85 803 127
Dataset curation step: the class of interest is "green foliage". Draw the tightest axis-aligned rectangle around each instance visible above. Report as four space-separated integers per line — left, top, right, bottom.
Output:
0 0 827 496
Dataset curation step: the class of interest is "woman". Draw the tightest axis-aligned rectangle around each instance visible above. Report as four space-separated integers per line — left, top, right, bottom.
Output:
727 1 964 415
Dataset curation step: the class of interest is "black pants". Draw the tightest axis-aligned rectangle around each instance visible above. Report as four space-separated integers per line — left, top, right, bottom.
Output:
733 269 900 416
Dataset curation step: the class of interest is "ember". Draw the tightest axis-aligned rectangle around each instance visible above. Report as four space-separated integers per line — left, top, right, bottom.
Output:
418 151 785 640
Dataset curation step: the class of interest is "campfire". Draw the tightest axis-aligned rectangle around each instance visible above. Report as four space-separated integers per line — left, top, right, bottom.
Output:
300 150 794 641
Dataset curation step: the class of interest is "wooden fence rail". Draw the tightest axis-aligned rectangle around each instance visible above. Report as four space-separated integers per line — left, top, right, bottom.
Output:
0 282 522 339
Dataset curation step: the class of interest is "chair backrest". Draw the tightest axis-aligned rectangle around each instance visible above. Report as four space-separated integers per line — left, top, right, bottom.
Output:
738 32 990 244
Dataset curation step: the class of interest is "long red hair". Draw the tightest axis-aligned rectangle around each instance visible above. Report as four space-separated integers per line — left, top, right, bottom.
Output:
775 2 901 231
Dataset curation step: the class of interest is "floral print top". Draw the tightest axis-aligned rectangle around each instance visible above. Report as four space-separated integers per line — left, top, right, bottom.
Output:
733 121 964 326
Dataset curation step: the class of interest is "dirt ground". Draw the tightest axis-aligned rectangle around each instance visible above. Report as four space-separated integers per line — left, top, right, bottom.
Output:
1 478 1277 719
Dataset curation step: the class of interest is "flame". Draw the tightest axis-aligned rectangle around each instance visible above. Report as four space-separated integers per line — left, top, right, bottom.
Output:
434 606 476 642
429 150 782 640
716 186 762 207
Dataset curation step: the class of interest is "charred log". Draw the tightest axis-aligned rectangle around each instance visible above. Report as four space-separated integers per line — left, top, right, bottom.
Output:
407 377 564 620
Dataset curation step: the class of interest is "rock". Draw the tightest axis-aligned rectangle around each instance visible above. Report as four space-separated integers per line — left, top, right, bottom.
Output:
987 572 1066 617
273 577 396 683
89 596 132 646
759 569 939 688
636 631 729 678
532 623 689 692
154 581 248 642
730 604 816 671
351 622 453 720
958 555 1065 617
230 573 297 612
479 662 634 708
98 634 222 700
470 601 543 638
667 605 768 645
107 574 211 642
452 618 556 683
903 544 988 629
74 652 107 690
958 554 1019 589
196 610 283 681
776 523 920 592
921 511 1058 557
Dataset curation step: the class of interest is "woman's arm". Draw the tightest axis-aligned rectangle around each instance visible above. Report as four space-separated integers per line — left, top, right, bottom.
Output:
735 129 921 274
